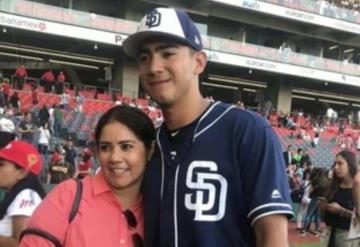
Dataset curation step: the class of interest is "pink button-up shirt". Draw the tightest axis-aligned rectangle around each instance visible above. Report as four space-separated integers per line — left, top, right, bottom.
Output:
19 172 143 247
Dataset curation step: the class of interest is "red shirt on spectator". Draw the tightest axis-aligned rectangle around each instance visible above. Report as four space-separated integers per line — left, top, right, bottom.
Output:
14 65 27 77
2 82 10 95
57 71 66 83
32 89 38 102
41 71 55 82
51 152 61 163
78 159 92 174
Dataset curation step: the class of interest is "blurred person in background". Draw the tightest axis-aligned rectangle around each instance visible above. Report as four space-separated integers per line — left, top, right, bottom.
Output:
63 137 76 177
13 65 27 90
296 171 311 231
47 148 70 184
2 79 10 107
56 71 66 95
301 167 328 235
19 112 36 144
41 70 55 94
37 122 51 156
0 140 45 246
9 92 20 115
76 148 93 179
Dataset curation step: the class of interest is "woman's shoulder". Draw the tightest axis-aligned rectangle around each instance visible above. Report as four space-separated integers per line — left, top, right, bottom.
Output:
7 189 42 216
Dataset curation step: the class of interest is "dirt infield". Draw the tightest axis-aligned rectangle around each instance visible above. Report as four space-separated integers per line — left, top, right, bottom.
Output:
289 222 320 246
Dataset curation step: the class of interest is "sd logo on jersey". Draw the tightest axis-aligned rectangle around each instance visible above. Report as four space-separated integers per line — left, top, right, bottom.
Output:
185 161 228 221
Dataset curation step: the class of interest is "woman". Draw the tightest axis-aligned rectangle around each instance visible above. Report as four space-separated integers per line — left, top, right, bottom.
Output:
296 171 311 231
38 122 51 155
320 150 358 247
19 105 155 246
0 140 45 247
301 167 328 235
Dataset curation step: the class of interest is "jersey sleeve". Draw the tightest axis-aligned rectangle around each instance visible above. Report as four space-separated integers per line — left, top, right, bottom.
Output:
7 189 42 217
239 125 294 226
18 180 77 246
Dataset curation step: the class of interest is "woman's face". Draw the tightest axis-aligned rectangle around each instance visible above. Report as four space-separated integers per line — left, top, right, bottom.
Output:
334 155 350 179
97 121 151 194
0 159 25 191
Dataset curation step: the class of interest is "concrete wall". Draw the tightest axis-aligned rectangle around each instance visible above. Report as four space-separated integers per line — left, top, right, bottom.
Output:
112 58 139 98
267 80 292 114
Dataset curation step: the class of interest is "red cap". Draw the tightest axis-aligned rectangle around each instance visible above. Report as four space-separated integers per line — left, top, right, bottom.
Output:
51 152 63 163
0 140 42 175
83 148 92 157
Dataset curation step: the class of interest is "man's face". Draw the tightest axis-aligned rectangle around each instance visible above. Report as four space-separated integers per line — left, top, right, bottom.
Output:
137 42 206 108
67 139 73 147
25 113 32 121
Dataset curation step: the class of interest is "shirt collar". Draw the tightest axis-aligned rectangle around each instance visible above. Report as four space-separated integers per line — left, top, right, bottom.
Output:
92 171 112 196
91 171 143 213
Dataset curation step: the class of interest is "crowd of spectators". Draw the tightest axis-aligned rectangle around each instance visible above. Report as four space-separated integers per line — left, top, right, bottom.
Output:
262 0 360 23
0 67 166 188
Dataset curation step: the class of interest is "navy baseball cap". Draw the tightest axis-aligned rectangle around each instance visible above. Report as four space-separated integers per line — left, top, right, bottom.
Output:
123 7 203 59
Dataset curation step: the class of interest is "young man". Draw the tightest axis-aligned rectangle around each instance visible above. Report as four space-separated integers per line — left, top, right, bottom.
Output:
123 7 294 246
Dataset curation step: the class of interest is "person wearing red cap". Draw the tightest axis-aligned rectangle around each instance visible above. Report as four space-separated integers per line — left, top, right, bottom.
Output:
19 105 155 247
76 148 93 179
0 140 45 247
47 148 71 184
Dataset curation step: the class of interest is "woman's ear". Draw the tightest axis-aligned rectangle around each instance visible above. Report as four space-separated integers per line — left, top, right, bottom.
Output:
147 141 156 161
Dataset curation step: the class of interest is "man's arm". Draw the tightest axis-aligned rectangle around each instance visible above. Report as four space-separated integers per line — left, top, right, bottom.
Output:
254 214 289 247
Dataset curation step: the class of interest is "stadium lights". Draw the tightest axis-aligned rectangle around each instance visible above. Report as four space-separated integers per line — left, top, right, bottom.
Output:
319 99 348 106
329 45 338 50
292 95 316 101
0 51 43 61
208 75 267 88
49 59 99 69
292 89 360 103
0 43 114 65
202 82 239 90
344 48 354 53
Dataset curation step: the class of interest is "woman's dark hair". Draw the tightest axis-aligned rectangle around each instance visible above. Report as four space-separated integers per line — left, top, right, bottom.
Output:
309 167 329 197
0 173 46 220
95 105 155 150
327 150 358 199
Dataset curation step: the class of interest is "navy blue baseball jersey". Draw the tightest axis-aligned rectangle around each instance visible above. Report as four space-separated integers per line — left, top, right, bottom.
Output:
143 102 294 247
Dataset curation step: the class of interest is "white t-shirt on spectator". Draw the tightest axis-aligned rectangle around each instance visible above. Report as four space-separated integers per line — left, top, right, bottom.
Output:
0 189 42 237
60 93 70 105
0 117 15 132
326 108 334 119
38 127 51 145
